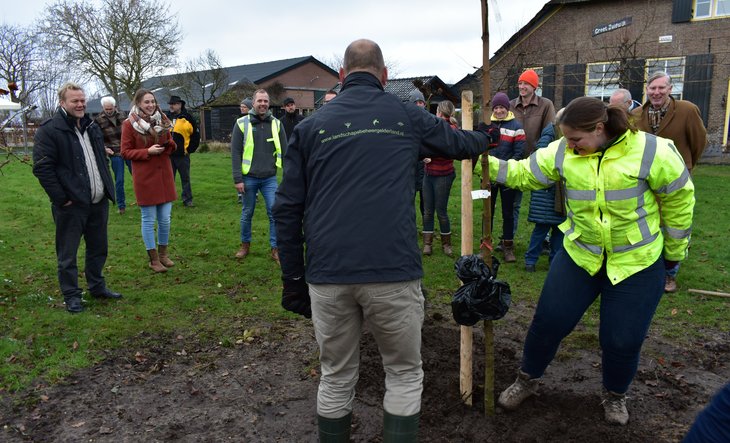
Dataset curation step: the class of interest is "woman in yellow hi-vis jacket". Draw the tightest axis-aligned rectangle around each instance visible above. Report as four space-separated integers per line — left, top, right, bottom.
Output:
492 97 694 425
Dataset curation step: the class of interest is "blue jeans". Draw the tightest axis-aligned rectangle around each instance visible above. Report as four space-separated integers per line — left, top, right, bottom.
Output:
666 259 680 278
521 251 664 394
525 223 564 265
140 202 172 250
422 172 455 233
110 156 132 209
240 175 278 248
512 190 523 237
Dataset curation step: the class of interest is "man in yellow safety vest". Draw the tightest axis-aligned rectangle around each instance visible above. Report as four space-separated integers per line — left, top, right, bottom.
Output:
230 88 287 264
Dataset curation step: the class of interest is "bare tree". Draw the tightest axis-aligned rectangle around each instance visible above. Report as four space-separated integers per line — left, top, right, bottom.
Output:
161 50 229 108
0 24 47 106
40 0 181 102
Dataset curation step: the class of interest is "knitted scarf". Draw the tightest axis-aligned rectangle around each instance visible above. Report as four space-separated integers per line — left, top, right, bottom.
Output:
128 105 172 137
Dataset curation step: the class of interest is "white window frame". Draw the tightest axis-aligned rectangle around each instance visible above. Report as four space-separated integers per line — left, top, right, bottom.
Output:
645 57 685 100
693 0 730 18
585 61 620 102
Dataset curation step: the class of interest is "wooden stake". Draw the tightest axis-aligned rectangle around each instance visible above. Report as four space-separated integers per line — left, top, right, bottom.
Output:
481 0 496 417
688 289 730 299
460 90 474 406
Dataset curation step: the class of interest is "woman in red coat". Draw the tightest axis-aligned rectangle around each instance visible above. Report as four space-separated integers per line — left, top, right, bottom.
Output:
121 89 177 272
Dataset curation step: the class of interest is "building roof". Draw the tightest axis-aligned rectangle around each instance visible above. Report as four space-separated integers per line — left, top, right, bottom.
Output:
330 75 459 105
87 56 338 114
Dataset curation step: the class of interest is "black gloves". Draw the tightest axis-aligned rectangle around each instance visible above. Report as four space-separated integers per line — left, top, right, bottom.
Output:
477 122 500 149
664 260 679 270
282 277 312 319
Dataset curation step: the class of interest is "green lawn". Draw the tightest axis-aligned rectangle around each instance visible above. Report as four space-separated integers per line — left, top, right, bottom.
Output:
0 153 728 392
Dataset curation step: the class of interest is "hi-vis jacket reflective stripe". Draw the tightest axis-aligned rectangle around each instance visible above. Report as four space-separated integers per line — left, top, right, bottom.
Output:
488 130 694 284
236 116 282 175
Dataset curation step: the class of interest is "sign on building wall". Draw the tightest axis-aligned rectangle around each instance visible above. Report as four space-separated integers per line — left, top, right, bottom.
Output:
592 17 632 37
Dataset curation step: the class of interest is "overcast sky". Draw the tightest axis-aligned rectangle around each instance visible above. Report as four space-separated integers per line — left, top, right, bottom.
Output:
11 0 548 84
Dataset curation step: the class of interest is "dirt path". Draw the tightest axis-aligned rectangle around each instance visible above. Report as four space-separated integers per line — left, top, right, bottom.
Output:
2 301 728 442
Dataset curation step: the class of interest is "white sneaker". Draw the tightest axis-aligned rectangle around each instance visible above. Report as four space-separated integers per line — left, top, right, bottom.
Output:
602 390 629 425
498 370 539 410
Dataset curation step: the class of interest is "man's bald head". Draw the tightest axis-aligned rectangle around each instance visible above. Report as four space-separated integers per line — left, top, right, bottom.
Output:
342 39 386 79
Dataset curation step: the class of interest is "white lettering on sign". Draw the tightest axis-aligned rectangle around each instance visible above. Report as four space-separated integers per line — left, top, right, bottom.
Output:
593 16 633 37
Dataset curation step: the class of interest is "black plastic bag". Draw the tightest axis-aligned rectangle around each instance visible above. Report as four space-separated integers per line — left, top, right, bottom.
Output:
451 255 511 326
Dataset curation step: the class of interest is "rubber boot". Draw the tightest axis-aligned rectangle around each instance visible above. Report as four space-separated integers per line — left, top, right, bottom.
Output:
318 413 351 443
147 249 167 273
441 233 454 257
158 244 175 268
383 411 419 443
422 232 433 256
235 242 250 259
502 240 516 263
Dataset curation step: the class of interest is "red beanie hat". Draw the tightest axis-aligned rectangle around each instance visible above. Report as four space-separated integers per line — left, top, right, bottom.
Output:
518 69 539 90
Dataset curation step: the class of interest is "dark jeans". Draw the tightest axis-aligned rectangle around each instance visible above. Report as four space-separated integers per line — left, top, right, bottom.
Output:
490 183 517 241
525 223 564 265
512 190 523 237
521 250 664 394
422 172 455 233
170 155 193 204
683 382 730 443
110 155 132 209
51 199 109 299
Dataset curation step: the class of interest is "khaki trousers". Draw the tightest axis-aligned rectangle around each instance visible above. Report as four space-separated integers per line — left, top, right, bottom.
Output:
309 279 424 418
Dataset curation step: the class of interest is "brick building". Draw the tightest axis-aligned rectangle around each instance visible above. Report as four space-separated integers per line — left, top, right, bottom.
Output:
456 0 730 152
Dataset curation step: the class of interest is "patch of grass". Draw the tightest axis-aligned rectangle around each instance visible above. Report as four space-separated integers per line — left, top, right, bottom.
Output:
0 155 728 391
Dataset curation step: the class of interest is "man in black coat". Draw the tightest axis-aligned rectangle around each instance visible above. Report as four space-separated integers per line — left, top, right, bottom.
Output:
280 96 305 140
32 82 122 313
273 38 495 441
167 95 200 207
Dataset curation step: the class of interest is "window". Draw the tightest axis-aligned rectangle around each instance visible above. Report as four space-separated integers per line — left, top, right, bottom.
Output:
694 0 730 18
585 62 620 101
645 58 685 99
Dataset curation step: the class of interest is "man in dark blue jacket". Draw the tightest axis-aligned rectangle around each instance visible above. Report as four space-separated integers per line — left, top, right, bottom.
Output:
273 38 494 442
33 82 122 313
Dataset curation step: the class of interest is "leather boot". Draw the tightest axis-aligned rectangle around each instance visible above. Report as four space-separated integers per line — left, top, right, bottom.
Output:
441 233 454 257
158 245 174 268
383 411 419 443
147 249 168 273
318 413 352 443
422 232 433 256
271 247 280 265
235 242 250 259
502 240 516 263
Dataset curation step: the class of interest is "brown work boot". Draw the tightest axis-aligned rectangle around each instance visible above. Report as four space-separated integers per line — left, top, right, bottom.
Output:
664 275 678 293
503 240 516 263
235 242 250 259
271 247 280 265
422 232 433 256
158 244 175 268
147 249 168 273
441 233 454 257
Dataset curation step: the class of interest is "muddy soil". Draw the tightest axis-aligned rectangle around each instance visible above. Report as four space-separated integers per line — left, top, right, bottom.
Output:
2 299 728 442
